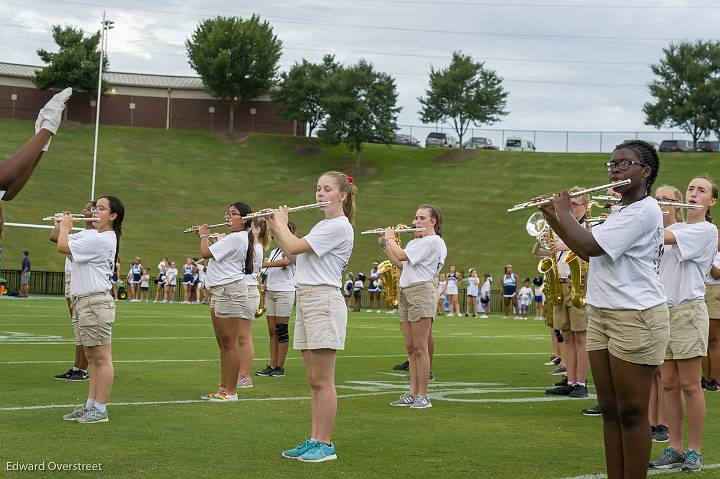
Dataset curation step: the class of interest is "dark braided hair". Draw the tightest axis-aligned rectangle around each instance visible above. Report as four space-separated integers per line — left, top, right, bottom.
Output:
613 140 660 195
230 201 255 274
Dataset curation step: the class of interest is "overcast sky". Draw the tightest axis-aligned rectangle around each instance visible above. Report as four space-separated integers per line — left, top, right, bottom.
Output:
0 0 717 136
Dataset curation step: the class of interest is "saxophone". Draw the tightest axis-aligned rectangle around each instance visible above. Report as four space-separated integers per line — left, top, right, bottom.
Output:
378 224 408 309
527 213 561 325
255 273 266 318
563 252 588 309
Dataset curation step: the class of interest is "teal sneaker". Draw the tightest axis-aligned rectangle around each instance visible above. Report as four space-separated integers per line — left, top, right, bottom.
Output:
649 447 685 469
281 439 317 459
76 407 109 424
682 450 703 472
298 442 337 462
62 405 88 422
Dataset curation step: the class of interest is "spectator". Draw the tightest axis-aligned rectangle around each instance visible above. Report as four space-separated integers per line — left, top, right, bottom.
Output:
19 250 30 297
343 272 354 308
367 261 382 313
462 269 480 317
533 275 545 320
437 272 447 315
518 278 534 320
139 268 150 302
480 273 492 318
353 272 365 312
164 261 178 303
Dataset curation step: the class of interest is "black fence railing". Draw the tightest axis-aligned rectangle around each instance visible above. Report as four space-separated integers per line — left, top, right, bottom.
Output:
0 269 538 315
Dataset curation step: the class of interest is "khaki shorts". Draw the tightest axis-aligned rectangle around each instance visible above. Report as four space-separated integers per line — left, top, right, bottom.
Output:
294 285 347 350
209 280 248 319
586 302 670 366
73 292 115 347
266 290 295 317
64 278 71 299
240 286 261 320
706 283 720 320
666 298 709 360
552 282 587 331
398 282 436 323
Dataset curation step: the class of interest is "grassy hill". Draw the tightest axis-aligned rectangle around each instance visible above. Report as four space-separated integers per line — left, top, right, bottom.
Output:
1 117 717 281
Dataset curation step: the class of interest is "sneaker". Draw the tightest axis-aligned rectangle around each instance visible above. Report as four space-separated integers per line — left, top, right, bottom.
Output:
701 377 708 390
480 314 489 318
76 407 109 424
549 366 567 376
376 310 381 313
545 384 574 396
236 376 253 388
409 395 432 409
569 384 588 398
544 356 559 366
53 368 74 381
552 357 562 366
581 404 602 417
649 447 685 469
282 439 317 459
706 379 719 392
389 392 415 407
366 309 372 313
682 450 703 472
62 405 88 422
67 369 89 381
269 367 285 377
429 371 434 381
209 392 238 402
392 360 410 371
200 391 223 401
554 377 569 387
298 442 337 462
255 365 274 377
652 424 670 442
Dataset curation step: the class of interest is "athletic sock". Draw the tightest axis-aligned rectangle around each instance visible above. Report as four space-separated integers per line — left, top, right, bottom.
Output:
576 381 586 387
85 398 95 409
72 367 80 372
94 402 107 413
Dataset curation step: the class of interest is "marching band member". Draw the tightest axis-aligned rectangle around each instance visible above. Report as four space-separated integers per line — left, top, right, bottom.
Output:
49 201 95 382
267 171 355 463
703 227 720 391
59 196 124 424
198 202 254 402
379 205 447 410
540 140 667 479
650 176 718 472
256 221 297 378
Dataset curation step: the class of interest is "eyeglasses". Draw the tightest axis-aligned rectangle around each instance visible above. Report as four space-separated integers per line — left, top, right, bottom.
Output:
225 211 243 217
605 160 647 171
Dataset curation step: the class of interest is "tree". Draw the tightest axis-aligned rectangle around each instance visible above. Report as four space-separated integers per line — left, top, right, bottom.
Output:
319 60 400 167
418 52 508 149
186 15 282 132
643 40 720 149
34 25 108 96
273 55 339 137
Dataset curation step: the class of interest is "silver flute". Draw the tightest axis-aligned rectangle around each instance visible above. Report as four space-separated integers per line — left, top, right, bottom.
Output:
507 180 632 212
242 201 332 220
360 227 427 235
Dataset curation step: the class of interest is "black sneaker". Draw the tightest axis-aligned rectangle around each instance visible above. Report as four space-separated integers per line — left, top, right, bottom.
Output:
706 379 719 392
545 384 574 395
269 367 285 377
67 369 89 381
701 377 708 390
53 368 74 381
569 384 588 398
581 404 602 416
554 377 569 387
392 360 410 371
255 364 274 377
652 424 670 442
429 371 434 381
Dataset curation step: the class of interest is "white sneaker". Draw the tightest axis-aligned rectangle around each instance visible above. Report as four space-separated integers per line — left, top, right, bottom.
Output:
236 376 253 388
376 310 381 313
409 395 432 409
480 315 488 318
35 87 72 149
366 310 372 313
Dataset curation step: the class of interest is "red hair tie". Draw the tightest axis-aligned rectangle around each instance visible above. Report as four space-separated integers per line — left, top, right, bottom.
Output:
347 175 353 184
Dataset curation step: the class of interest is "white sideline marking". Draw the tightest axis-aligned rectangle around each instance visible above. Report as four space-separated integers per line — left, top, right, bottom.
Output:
556 463 720 479
0 391 395 412
0 351 548 365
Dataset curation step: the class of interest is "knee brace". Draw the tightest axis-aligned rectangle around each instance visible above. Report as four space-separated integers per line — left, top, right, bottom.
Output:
276 323 289 343
555 329 564 343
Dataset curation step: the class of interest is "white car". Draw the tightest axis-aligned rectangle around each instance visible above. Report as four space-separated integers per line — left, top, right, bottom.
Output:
505 137 536 152
425 132 459 148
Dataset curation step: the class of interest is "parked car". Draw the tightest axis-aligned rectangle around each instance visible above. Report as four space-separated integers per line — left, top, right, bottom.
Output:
658 140 693 152
505 137 536 152
392 134 421 147
464 137 499 150
696 140 720 152
425 132 459 148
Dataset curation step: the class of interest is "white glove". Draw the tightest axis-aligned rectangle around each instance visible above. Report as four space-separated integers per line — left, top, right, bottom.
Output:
35 87 72 151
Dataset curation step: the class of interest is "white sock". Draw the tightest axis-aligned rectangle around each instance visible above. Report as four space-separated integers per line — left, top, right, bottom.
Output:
94 402 107 413
72 367 80 372
85 398 95 409
576 381 586 387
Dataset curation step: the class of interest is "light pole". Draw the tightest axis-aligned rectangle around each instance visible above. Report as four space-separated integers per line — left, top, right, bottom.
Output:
90 12 114 201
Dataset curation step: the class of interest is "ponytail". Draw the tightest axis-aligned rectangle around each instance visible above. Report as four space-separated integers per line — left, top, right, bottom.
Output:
230 201 254 274
98 195 125 275
693 176 718 223
322 171 357 223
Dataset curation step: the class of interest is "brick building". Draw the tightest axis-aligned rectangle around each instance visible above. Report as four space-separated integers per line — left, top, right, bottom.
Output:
0 62 303 135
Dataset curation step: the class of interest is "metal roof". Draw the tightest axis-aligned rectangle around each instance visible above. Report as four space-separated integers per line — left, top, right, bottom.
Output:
0 61 205 90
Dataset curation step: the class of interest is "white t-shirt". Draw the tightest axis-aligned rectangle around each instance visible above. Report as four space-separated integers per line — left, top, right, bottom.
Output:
140 274 150 288
481 279 492 299
519 286 534 302
296 216 354 288
206 231 248 288
399 235 448 288
68 229 116 296
466 277 480 296
245 243 264 286
587 196 666 310
266 247 296 292
165 267 178 285
197 265 206 283
707 251 720 286
353 279 364 291
660 221 718 307
438 280 446 297
64 257 72 278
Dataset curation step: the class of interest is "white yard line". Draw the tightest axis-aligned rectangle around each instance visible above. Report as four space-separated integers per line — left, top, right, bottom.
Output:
556 463 720 479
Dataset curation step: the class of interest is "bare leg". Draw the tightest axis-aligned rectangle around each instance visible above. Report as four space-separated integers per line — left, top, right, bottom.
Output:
589 350 624 479
562 330 577 383
410 319 432 396
661 361 683 451
74 345 88 370
237 319 254 378
84 344 114 403
575 330 588 382
267 316 278 367
216 316 241 395
399 323 415 395
303 349 337 444
677 358 705 452
708 320 720 381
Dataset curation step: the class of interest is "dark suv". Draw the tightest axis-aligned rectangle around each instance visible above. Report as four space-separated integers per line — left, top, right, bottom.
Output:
659 140 693 152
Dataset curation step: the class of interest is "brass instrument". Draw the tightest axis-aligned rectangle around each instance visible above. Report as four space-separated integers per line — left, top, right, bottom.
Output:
378 224 408 308
255 274 266 318
527 213 561 326
563 252 588 309
508 180 631 212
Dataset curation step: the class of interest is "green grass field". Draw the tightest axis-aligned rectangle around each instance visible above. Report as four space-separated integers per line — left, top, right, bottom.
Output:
1 298 719 478
1 117 718 281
